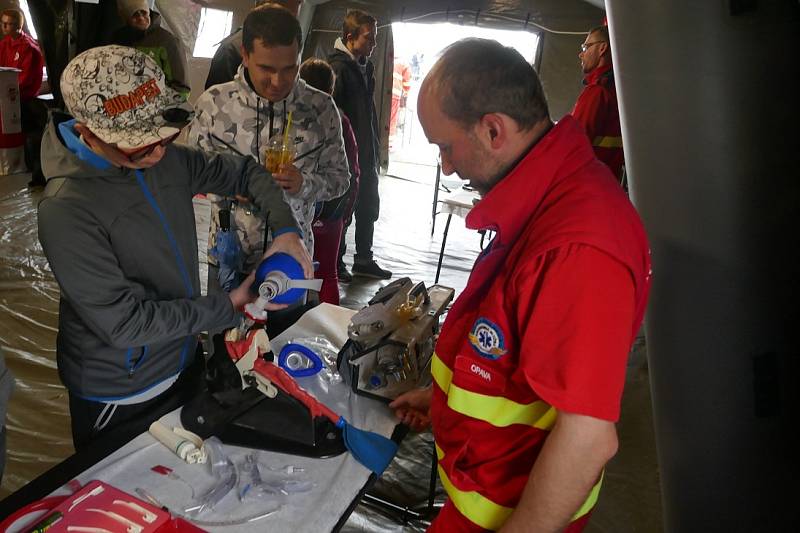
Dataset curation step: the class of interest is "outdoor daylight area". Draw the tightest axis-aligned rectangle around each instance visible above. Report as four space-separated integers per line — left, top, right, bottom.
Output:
192 7 233 58
387 22 539 188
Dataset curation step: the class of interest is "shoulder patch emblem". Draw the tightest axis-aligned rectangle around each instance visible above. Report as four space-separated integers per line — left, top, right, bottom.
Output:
468 318 507 360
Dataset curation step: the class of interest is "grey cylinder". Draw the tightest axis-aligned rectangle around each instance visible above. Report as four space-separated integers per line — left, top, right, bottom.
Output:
605 1 798 531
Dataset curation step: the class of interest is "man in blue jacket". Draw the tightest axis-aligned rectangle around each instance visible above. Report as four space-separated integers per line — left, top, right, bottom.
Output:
38 45 311 449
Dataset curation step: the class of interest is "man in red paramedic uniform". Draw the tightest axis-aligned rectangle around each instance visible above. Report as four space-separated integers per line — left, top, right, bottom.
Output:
1 8 45 187
572 25 624 182
390 38 651 532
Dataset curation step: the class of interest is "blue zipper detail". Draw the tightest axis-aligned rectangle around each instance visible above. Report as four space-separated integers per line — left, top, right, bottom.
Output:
124 347 134 374
126 345 151 377
134 170 194 298
135 170 195 375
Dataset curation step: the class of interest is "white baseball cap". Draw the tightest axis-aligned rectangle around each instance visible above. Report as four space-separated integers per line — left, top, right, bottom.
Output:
60 45 193 150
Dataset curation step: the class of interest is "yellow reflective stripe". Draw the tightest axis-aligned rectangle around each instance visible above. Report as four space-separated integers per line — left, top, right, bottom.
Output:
431 353 556 430
448 385 557 429
435 444 513 530
592 135 623 148
436 444 603 529
431 352 452 392
572 470 604 521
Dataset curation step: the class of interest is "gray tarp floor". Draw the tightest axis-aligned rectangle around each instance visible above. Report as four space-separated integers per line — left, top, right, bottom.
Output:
0 168 662 531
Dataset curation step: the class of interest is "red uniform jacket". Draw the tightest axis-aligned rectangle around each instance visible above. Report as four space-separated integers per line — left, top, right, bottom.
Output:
429 116 650 531
571 64 624 180
0 31 44 101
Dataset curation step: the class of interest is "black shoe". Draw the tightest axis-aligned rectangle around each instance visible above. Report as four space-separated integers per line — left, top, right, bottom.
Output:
27 179 45 189
352 259 392 280
338 264 353 283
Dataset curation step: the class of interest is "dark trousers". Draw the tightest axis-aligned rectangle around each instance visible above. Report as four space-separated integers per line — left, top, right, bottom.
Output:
68 349 205 451
21 99 47 184
340 171 379 264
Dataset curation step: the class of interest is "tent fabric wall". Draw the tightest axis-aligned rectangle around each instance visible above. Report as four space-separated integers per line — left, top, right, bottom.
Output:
303 0 603 128
608 1 798 529
25 0 603 119
154 0 201 60
302 0 603 169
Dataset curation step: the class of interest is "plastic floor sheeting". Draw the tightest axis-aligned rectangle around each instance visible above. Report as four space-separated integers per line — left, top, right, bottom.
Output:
0 170 662 531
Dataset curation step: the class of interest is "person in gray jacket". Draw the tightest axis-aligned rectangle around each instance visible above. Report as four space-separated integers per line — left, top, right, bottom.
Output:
38 45 311 450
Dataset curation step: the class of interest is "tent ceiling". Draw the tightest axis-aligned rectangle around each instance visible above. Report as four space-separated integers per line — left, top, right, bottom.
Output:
196 0 604 33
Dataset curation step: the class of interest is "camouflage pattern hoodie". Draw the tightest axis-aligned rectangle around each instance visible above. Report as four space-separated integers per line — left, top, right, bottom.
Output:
188 65 350 271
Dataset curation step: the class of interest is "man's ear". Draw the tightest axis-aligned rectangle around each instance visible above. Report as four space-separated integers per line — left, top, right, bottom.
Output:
240 44 249 68
479 113 506 150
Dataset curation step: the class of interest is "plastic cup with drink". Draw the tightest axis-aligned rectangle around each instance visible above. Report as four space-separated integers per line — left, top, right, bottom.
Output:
265 111 295 174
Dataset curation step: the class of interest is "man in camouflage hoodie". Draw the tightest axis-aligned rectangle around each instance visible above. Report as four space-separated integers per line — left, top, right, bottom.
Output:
188 4 349 289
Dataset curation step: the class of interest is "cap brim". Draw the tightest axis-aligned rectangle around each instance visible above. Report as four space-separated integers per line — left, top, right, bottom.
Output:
87 120 182 151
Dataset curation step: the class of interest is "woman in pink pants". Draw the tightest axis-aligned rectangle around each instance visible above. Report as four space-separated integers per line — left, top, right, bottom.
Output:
300 59 360 304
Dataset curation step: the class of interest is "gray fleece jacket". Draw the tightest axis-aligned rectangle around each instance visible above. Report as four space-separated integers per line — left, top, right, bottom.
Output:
38 114 298 401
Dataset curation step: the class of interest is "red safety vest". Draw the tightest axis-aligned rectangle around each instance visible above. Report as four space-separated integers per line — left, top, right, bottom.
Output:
430 116 651 531
571 64 624 181
392 62 411 99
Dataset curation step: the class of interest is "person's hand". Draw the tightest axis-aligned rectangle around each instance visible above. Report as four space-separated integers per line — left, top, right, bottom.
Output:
228 271 289 312
263 232 314 279
389 386 433 431
228 272 256 310
273 164 304 195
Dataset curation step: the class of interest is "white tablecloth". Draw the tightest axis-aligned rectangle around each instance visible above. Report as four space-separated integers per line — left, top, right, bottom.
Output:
45 304 398 532
439 187 480 219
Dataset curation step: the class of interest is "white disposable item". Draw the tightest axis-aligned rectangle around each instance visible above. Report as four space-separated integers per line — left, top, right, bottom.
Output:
112 499 157 523
67 484 104 512
86 508 143 533
148 421 207 464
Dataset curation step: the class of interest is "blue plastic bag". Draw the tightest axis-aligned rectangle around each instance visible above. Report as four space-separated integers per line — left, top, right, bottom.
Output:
209 229 242 292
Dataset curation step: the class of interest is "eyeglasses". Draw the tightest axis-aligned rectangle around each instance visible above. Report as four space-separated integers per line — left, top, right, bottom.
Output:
126 131 180 163
580 41 604 53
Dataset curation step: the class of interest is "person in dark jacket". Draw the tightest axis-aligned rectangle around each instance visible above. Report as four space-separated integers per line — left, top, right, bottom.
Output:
204 0 303 90
299 57 360 304
328 9 391 280
111 0 190 95
38 45 312 450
